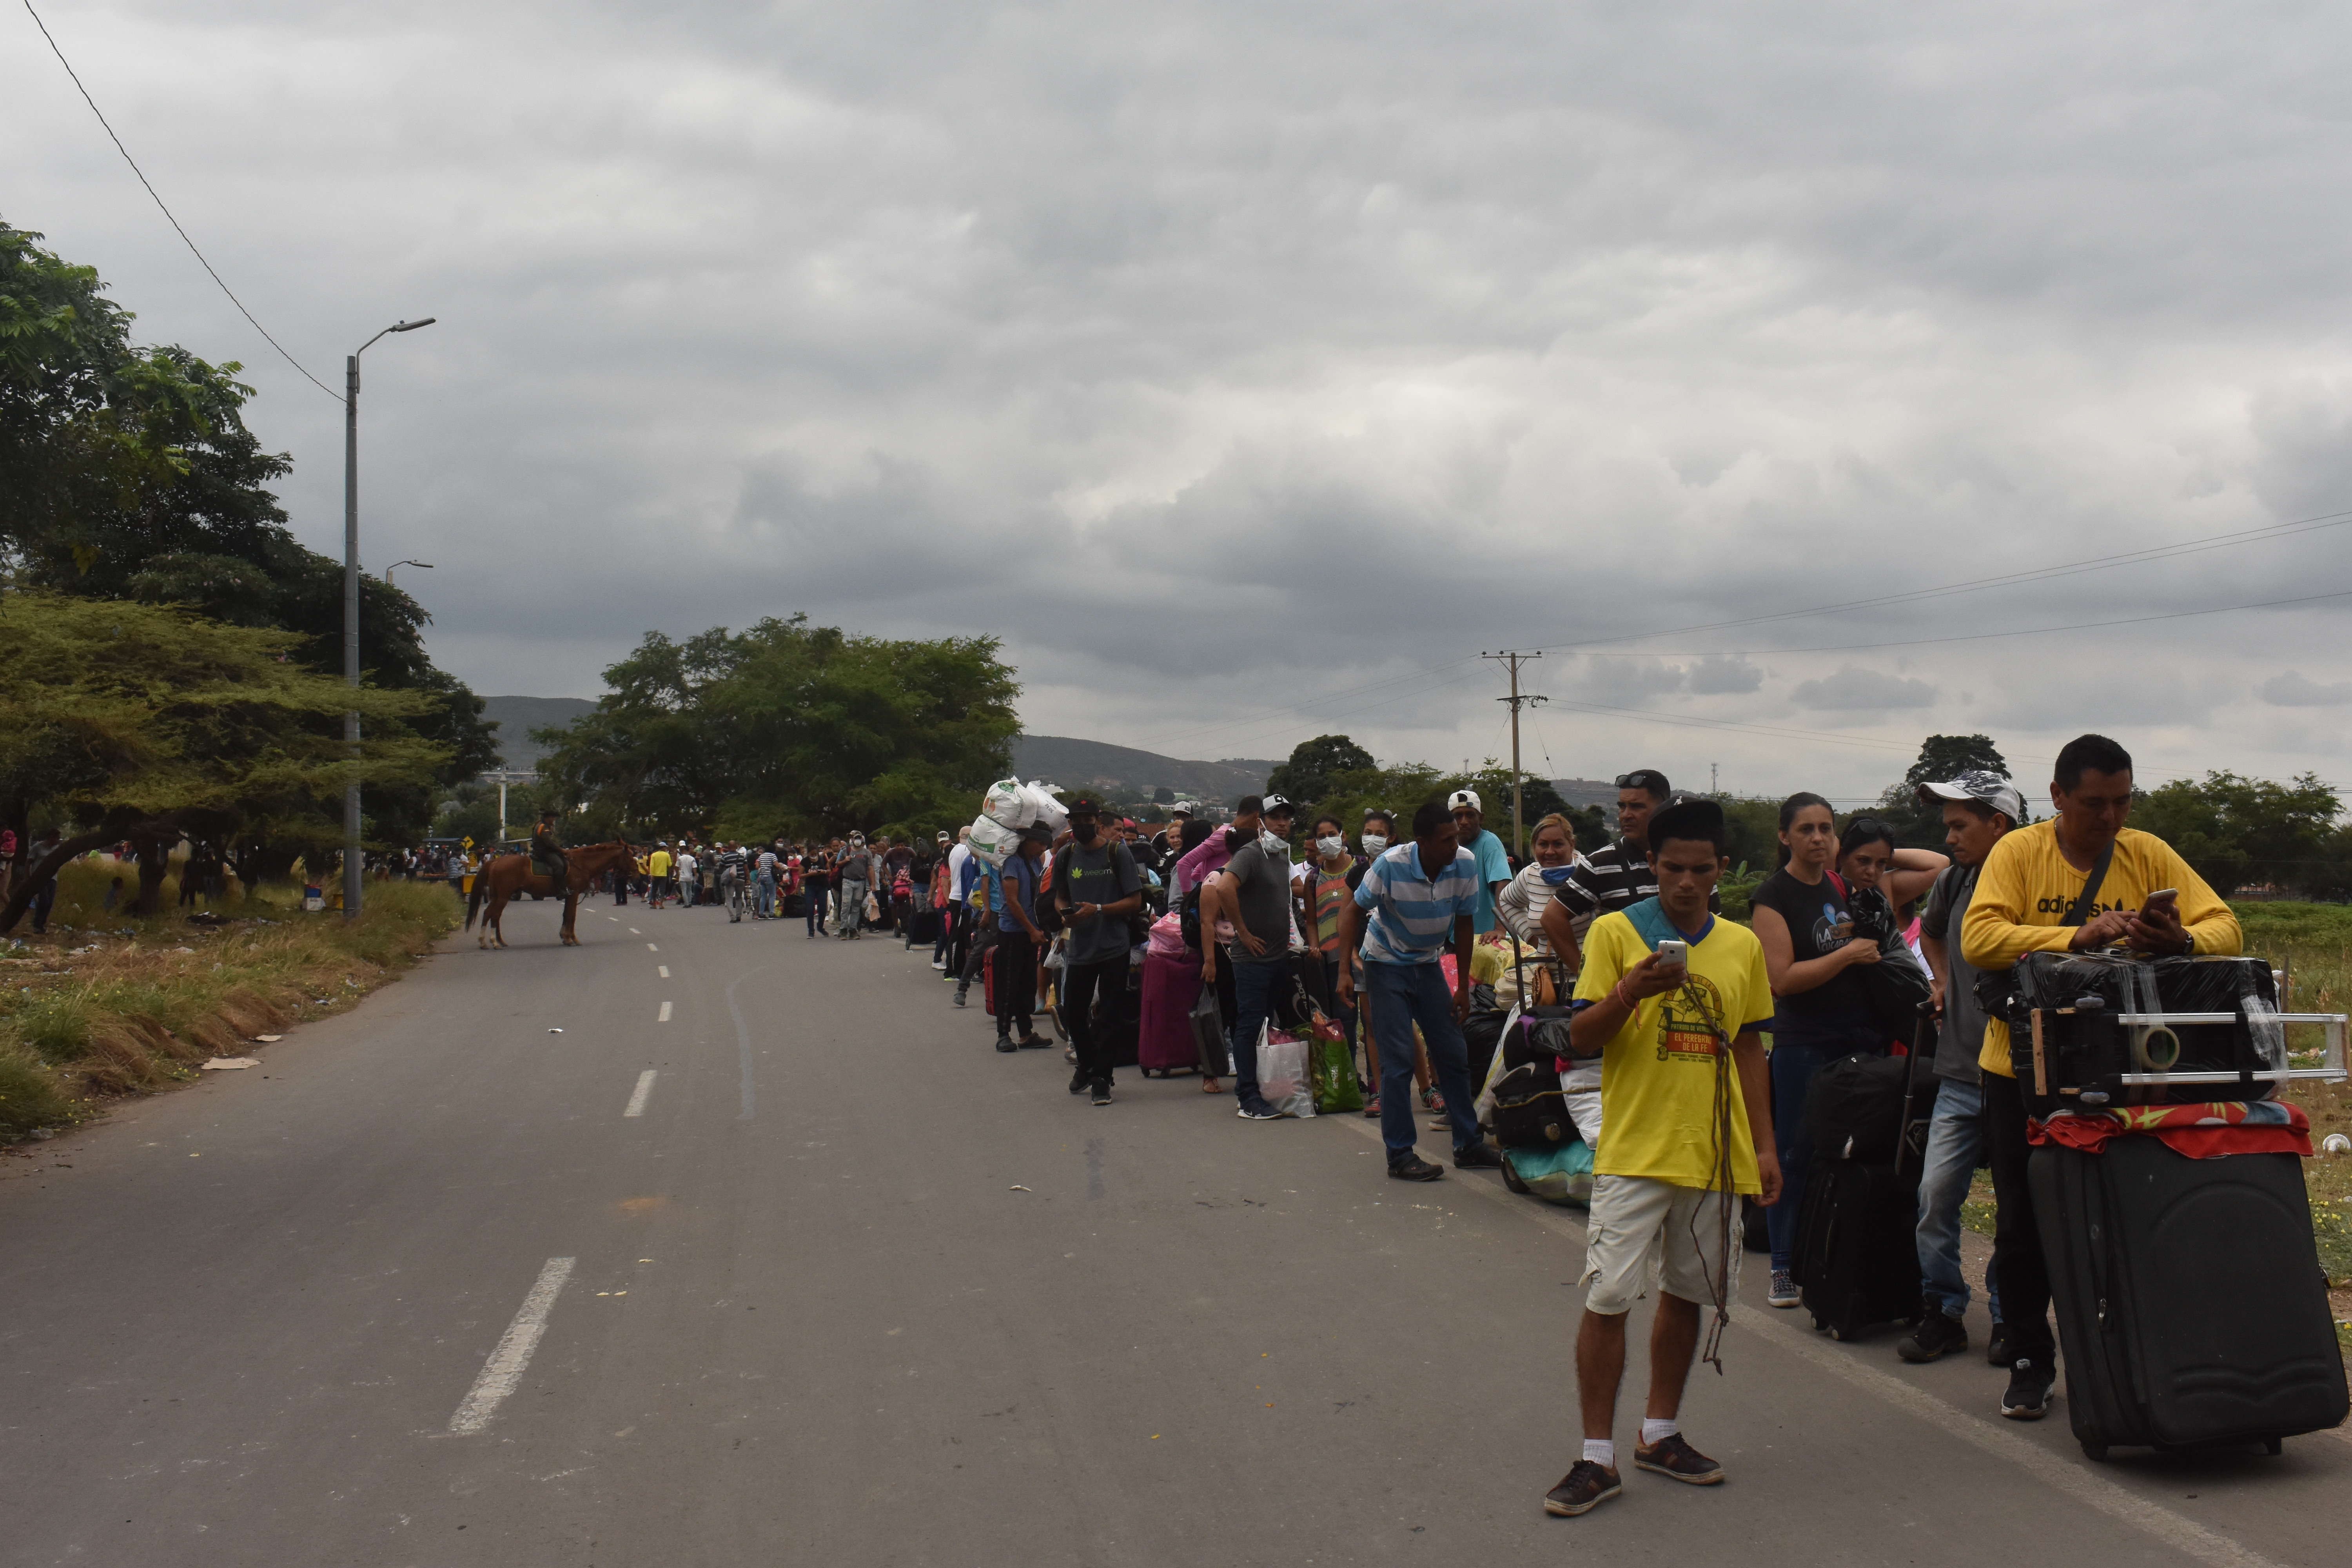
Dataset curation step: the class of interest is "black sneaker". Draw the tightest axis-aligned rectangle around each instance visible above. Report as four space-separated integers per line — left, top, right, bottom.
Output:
1069 1069 1090 1095
2000 1358 2054 1420
1236 1103 1282 1121
952 990 969 1008
1454 1140 1505 1170
1986 1323 2010 1367
1897 1309 1970 1364
1633 1432 1724 1485
1543 1460 1622 1517
1091 1081 1112 1106
995 1036 1018 1054
1387 1153 1445 1181
1016 1033 1049 1050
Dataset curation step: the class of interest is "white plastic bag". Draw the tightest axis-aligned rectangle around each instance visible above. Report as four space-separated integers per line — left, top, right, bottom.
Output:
1258 1027 1316 1118
968 815 1021 867
1022 781 1068 836
982 779 1030 831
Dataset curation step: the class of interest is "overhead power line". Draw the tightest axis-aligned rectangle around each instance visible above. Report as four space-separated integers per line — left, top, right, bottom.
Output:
21 0 338 401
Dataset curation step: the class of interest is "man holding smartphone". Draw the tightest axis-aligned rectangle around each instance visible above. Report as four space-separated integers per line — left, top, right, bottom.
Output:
1959 733 2239 1422
1547 798 1780 1519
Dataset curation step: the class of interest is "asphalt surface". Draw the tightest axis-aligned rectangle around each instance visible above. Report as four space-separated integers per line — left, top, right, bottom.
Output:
2 896 2346 1567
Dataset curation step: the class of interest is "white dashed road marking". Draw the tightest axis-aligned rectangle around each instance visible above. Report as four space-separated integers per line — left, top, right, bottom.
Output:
448 1257 575 1435
623 1071 656 1118
657 965 669 978
657 1001 673 1023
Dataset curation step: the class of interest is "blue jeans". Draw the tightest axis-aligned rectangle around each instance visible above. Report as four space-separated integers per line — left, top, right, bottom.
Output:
1915 1077 2002 1323
1362 960 1481 1161
1765 1036 1847 1272
1227 955 1289 1111
755 871 776 917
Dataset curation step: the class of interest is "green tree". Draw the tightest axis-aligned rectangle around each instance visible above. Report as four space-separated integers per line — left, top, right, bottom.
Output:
2132 772 2341 899
537 616 1020 844
1265 735 1379 811
1872 733 2016 847
0 592 446 925
0 223 497 855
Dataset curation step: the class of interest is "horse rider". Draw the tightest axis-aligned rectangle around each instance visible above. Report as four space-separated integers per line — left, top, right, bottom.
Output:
531 810 570 885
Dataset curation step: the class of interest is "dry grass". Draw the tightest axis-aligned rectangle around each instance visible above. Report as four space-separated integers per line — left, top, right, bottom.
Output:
0 864 460 1137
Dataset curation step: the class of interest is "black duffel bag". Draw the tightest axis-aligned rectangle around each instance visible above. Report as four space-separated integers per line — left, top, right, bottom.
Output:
1800 1049 1910 1162
1490 1062 1580 1149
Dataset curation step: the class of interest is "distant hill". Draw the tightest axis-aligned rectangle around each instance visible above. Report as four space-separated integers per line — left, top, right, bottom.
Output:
1552 778 1622 809
479 695 596 772
1011 736 1276 807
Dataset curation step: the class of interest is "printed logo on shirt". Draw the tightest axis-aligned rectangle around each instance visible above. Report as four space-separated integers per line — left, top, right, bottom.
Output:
2033 895 2125 916
1654 974 1729 1064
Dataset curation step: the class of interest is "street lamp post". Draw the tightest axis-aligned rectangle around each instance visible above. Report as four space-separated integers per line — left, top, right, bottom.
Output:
386 559 434 590
344 318 436 920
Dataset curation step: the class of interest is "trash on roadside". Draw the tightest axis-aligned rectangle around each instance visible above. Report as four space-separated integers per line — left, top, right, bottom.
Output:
202 1058 260 1071
2323 1132 2351 1156
548 1027 564 1033
254 1034 283 1043
1009 1184 1031 1191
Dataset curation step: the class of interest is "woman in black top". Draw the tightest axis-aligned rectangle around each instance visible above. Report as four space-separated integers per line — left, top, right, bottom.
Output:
1747 793 1886 1303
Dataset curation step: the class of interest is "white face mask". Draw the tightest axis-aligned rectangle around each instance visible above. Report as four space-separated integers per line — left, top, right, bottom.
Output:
1259 829 1287 856
1316 835 1345 857
1361 832 1389 854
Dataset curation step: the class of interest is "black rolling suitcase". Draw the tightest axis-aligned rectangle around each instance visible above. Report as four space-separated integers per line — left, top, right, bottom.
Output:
1791 1008 1937 1340
2031 1137 2348 1459
1092 969 1143 1070
907 907 942 946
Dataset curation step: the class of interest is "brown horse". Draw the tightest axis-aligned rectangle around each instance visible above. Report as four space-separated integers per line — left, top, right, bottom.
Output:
465 840 639 948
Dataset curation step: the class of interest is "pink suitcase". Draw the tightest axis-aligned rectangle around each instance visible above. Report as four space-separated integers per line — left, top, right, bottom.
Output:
1138 949 1204 1076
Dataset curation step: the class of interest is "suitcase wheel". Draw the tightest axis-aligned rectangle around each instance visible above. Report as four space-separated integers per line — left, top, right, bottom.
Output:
1501 1160 1530 1196
1828 1327 1846 1343
2262 1436 2283 1457
1810 1314 1826 1332
2079 1439 2107 1462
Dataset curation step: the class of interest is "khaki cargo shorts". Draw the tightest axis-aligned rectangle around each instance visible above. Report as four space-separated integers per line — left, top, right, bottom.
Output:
1579 1173 1740 1316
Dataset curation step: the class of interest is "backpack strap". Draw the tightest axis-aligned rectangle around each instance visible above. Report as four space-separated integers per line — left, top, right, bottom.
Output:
2061 840 2116 927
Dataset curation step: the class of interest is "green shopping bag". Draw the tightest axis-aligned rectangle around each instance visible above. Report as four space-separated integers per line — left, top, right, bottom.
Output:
1309 1015 1362 1113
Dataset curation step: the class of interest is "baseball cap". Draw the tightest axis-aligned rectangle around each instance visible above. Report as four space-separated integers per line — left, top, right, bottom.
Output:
1260 793 1295 818
1446 788 1482 815
1916 769 2026 824
936 830 950 842
1067 794 1103 815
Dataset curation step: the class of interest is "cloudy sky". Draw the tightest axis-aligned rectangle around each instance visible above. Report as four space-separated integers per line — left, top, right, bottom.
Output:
10 0 2352 803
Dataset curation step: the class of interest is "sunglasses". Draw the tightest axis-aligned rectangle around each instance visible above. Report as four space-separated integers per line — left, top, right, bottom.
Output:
1615 772 1667 791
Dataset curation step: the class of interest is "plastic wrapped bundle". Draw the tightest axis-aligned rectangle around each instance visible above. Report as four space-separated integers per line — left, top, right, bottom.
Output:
2010 951 2285 1112
968 815 1022 868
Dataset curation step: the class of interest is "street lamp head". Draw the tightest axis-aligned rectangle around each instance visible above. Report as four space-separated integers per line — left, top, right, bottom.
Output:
390 317 437 332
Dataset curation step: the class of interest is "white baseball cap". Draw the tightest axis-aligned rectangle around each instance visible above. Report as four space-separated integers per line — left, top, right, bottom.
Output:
1446 789 1482 815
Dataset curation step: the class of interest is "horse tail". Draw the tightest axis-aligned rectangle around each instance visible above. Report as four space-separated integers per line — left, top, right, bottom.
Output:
466 858 490 929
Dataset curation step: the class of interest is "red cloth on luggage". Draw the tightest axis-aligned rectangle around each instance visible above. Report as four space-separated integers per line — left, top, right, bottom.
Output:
2029 1100 2312 1159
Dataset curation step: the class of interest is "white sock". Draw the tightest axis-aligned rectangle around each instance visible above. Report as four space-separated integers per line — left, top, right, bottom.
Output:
1582 1439 1615 1469
1641 1417 1677 1446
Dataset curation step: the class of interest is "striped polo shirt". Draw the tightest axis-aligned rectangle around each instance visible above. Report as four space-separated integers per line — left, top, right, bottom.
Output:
1354 842 1482 965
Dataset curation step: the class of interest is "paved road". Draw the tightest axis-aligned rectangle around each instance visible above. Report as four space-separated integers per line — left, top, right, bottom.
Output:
2 898 2345 1567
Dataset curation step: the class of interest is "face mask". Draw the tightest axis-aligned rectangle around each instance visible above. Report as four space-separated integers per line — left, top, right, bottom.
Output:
1539 863 1576 886
1259 829 1288 856
1317 835 1345 857
1361 833 1389 854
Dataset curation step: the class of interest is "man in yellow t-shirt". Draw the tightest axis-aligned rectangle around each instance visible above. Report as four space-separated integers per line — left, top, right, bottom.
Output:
1544 799 1780 1519
645 844 674 909
1957 732 2238 1424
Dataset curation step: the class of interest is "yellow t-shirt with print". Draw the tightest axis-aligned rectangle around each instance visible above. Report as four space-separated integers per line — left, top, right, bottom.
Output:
1958 821 2240 1078
647 849 673 877
1574 908 1775 1193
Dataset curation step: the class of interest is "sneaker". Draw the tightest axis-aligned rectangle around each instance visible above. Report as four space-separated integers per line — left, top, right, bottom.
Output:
1361 1096 1382 1119
1016 1033 1048 1050
952 990 969 1008
995 1037 1018 1054
1768 1269 1800 1308
1542 1460 1621 1517
1897 1309 1970 1365
2000 1358 2054 1420
1091 1081 1112 1106
1633 1432 1725 1485
930 958 947 970
1453 1141 1505 1170
1236 1104 1282 1121
1388 1153 1445 1181
1069 1069 1090 1095
1986 1323 2010 1368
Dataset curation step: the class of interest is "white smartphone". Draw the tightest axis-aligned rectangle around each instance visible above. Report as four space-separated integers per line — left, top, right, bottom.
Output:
1656 939 1689 972
2143 888 2179 915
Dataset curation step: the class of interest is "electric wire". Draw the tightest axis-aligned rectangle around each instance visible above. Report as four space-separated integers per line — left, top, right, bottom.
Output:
21 0 338 401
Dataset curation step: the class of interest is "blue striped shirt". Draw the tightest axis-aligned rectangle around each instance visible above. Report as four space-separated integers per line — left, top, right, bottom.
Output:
1354 842 1481 965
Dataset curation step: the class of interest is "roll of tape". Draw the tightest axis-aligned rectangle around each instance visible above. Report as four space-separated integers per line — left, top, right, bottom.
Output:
2130 1025 2182 1073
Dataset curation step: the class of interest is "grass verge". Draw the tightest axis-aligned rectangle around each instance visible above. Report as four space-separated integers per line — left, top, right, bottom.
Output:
0 863 461 1139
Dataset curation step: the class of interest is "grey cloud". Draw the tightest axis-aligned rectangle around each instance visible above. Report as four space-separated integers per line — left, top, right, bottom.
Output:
1790 666 1937 711
2256 671 2352 708
1686 655 1765 695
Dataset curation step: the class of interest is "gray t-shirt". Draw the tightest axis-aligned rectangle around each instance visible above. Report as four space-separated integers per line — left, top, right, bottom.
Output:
1920 863 1984 1085
1057 839 1139 965
1221 840 1294 964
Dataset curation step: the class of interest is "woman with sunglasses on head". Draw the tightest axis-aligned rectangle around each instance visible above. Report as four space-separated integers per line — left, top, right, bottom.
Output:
1747 792 1887 1310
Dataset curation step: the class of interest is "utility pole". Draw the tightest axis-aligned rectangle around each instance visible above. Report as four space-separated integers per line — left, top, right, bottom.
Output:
1482 650 1547 857
1711 762 1719 796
